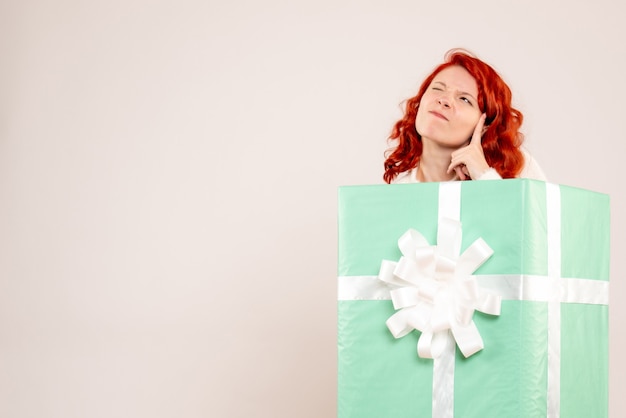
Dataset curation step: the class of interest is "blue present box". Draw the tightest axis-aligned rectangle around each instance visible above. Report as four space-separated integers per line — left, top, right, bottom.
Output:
337 180 609 417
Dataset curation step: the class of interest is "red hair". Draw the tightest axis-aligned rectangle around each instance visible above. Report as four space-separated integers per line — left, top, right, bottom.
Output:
383 49 525 183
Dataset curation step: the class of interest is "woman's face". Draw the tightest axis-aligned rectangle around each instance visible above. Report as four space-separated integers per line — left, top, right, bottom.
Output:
415 65 482 149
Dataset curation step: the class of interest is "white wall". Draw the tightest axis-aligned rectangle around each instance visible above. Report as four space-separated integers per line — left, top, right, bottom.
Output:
1 0 623 417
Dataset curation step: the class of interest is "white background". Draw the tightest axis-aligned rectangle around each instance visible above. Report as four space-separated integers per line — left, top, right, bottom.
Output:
1 0 624 417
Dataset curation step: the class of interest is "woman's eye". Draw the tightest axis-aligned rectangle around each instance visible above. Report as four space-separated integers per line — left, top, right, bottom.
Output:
460 97 473 105
431 86 443 91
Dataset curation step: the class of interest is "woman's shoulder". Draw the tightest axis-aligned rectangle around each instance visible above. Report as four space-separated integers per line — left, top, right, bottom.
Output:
519 148 547 181
392 167 419 184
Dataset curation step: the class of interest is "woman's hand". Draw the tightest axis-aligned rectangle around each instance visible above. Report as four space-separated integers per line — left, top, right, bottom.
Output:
447 113 491 180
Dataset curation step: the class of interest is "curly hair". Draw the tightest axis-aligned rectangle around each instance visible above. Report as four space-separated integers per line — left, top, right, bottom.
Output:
383 49 525 183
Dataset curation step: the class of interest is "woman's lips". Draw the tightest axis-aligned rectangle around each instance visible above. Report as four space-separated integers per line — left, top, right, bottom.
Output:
429 111 448 121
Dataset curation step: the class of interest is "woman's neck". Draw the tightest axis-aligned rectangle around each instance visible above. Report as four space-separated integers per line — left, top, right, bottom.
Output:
417 144 457 182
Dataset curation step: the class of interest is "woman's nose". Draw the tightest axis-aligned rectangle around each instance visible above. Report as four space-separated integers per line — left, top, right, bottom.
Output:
438 97 451 108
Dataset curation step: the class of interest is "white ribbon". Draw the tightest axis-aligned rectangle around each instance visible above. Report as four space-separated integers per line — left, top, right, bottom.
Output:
379 181 498 418
338 274 609 305
546 182 561 418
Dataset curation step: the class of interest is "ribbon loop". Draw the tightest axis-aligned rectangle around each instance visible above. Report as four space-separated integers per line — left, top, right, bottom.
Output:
386 309 415 338
418 330 449 359
451 321 484 358
377 259 398 285
390 287 420 309
398 229 429 257
457 238 494 276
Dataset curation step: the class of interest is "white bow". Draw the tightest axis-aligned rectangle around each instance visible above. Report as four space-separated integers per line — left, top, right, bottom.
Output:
377 218 501 358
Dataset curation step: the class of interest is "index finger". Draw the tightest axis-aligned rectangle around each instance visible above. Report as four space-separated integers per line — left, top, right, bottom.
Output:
470 113 487 145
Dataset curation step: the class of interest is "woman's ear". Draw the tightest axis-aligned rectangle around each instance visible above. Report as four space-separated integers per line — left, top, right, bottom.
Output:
485 112 497 127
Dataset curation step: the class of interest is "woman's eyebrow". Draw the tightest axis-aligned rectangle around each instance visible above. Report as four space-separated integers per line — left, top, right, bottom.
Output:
433 80 477 100
460 91 477 100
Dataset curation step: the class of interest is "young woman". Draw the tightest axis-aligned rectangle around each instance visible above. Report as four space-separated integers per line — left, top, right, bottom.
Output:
384 49 545 184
